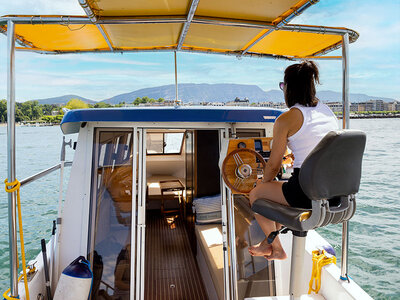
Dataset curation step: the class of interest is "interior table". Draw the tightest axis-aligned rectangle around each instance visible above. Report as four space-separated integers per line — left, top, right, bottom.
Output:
159 179 184 216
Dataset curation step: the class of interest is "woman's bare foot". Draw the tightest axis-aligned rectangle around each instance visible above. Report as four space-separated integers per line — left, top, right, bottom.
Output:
248 239 273 256
264 247 287 260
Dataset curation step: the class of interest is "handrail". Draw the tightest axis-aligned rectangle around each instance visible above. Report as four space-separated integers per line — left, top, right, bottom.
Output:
20 161 72 187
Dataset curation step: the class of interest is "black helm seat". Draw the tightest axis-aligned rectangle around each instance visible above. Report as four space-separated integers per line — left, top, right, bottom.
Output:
252 130 366 232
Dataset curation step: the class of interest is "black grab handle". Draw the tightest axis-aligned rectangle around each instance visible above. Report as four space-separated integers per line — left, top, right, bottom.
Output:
41 239 52 300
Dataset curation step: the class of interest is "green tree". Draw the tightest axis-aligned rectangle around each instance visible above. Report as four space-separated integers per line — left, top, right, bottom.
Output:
32 105 43 120
17 101 43 120
157 98 165 103
94 102 112 108
0 99 6 122
15 107 25 122
65 99 89 110
41 115 52 123
133 97 141 105
19 102 32 120
115 102 126 107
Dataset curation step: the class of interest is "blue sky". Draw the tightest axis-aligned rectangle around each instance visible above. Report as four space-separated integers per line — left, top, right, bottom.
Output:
0 0 399 101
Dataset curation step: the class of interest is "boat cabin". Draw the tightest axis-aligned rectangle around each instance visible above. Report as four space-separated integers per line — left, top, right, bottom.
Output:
1 1 373 299
58 106 283 299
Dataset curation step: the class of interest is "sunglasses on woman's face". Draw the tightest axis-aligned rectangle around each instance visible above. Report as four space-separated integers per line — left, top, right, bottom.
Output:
279 82 285 91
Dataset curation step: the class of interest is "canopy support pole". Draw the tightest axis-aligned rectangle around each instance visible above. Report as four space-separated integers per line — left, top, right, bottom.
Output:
342 33 350 129
174 51 179 106
7 19 19 297
340 32 350 282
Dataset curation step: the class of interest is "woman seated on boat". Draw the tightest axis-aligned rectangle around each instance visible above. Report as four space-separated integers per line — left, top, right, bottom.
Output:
248 61 338 260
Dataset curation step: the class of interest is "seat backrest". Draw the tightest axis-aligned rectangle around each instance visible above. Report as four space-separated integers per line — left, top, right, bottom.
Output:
299 130 366 200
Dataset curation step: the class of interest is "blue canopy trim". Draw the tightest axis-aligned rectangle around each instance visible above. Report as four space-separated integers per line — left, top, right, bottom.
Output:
60 106 283 134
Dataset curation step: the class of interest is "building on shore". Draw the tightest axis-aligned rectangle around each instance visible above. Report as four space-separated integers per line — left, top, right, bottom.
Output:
120 98 399 110
226 97 250 106
255 101 287 109
326 99 400 112
326 102 342 113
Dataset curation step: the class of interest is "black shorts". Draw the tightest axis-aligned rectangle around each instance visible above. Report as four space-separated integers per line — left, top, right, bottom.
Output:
282 168 311 209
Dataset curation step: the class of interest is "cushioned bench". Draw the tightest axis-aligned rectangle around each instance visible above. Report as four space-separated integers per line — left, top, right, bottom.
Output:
195 224 224 300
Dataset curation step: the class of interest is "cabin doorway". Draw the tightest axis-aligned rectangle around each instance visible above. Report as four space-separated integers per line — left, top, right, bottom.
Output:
143 129 222 300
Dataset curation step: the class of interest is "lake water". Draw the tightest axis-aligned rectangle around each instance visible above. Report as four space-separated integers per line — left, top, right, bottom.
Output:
0 119 399 299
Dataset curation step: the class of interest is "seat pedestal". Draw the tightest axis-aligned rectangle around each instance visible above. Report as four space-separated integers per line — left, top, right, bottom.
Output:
290 232 307 298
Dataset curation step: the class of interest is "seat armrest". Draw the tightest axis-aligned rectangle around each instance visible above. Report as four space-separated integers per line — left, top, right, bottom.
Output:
251 199 324 232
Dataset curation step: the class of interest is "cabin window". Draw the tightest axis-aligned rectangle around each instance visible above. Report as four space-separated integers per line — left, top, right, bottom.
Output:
89 129 133 300
146 132 184 154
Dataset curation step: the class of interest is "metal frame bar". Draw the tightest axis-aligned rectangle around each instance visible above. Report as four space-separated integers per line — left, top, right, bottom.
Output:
135 128 147 300
0 16 359 39
19 162 72 187
0 16 184 25
130 127 138 300
78 0 97 22
177 0 199 50
342 33 350 130
78 0 114 51
17 46 341 61
96 24 114 51
174 51 179 105
15 47 298 61
340 32 350 282
274 0 320 26
241 0 319 55
220 129 231 300
86 128 98 273
227 191 238 300
6 19 18 297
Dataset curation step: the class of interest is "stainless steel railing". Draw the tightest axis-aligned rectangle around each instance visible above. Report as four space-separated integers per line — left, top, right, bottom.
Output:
20 162 72 187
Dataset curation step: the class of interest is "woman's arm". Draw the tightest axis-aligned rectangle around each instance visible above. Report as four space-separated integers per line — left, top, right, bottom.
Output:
262 114 289 182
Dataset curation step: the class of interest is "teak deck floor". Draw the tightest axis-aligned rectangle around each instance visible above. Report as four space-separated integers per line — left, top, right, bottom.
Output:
145 212 208 300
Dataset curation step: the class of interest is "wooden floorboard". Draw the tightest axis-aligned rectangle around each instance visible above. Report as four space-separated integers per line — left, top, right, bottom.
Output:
145 212 208 300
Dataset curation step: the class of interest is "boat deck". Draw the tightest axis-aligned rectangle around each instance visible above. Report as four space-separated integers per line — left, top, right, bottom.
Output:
145 212 207 300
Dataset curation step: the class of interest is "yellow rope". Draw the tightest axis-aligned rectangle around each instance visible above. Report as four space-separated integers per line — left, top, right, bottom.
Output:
4 179 30 300
308 249 336 294
3 275 23 300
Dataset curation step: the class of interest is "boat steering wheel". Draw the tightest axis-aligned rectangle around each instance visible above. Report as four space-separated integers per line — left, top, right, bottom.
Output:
222 148 266 194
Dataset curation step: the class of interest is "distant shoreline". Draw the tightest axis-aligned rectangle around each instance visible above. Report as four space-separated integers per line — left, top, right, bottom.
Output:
342 114 400 119
350 115 400 119
1 114 399 127
0 123 58 127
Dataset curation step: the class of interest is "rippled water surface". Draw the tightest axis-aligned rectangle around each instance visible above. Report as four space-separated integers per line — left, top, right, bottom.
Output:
0 119 399 299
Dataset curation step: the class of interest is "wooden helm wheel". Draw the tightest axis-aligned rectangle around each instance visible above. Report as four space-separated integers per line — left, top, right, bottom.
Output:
222 148 266 194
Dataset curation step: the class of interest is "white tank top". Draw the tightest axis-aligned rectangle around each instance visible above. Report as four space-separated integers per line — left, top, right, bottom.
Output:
287 101 339 168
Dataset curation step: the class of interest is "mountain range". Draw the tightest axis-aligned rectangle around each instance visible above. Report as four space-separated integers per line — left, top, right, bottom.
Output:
30 83 396 105
33 94 97 105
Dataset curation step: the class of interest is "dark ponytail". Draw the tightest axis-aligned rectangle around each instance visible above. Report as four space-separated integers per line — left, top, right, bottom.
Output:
283 60 320 108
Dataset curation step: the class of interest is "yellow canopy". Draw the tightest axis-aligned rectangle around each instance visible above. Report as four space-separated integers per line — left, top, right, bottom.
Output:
0 0 358 59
